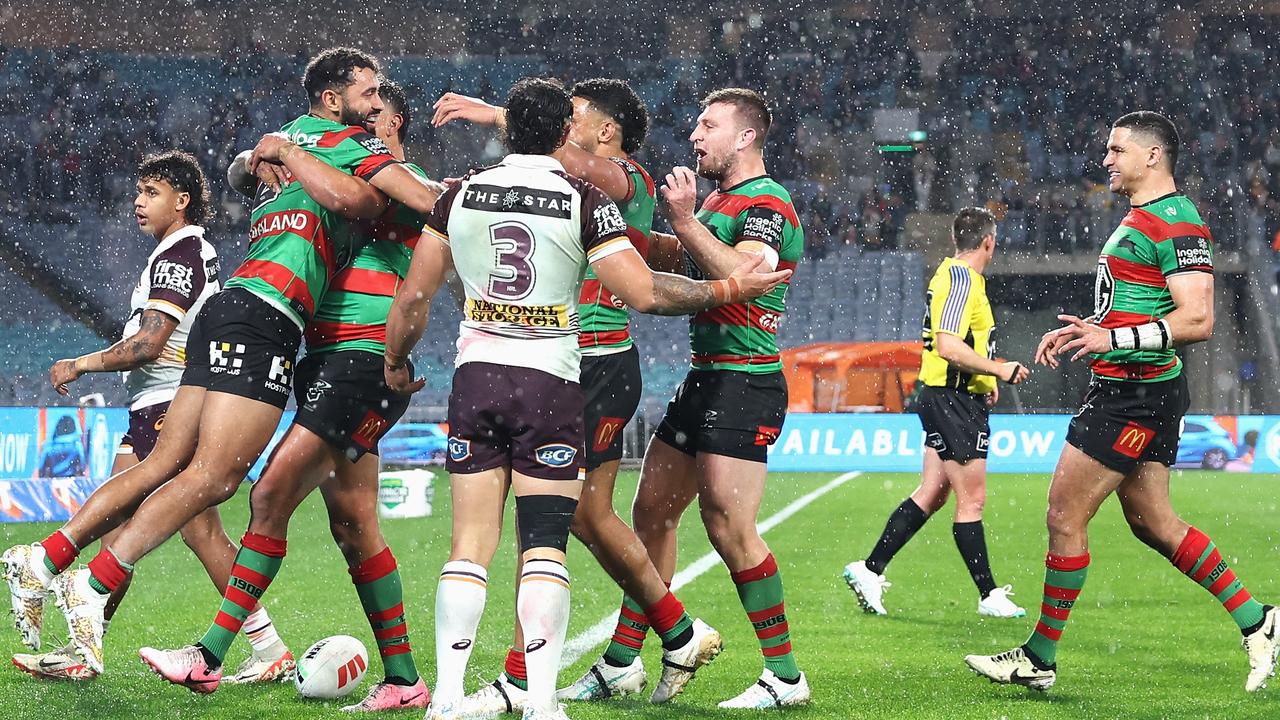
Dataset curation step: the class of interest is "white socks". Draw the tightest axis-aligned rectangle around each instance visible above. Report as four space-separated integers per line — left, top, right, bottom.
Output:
517 559 571 712
434 560 488 707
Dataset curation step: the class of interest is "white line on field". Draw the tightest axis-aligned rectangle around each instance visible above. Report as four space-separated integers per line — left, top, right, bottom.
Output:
560 470 863 668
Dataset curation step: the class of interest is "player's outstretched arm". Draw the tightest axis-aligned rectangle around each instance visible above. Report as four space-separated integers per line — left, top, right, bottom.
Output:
593 250 790 316
251 134 388 219
661 166 775 278
366 164 445 216
384 235 453 394
49 310 178 395
936 333 1030 384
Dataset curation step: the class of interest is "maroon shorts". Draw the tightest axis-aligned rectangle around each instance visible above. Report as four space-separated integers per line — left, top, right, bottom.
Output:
120 402 168 461
446 362 585 481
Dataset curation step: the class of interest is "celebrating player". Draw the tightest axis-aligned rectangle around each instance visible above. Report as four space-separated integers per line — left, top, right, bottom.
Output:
844 207 1030 619
0 47 421 675
618 88 810 709
7 151 292 682
432 78 722 711
965 111 1279 692
136 79 433 711
382 77 789 720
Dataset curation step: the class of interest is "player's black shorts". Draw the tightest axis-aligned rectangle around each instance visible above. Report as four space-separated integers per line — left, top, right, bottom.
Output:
581 347 642 471
447 362 585 481
916 386 990 464
181 288 301 409
293 351 411 462
119 402 168 461
1067 374 1189 474
655 369 787 463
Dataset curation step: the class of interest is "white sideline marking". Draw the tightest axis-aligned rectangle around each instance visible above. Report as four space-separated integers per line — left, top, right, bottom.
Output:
560 470 863 668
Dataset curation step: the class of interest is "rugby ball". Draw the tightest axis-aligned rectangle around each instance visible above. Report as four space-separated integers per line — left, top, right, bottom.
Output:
295 635 368 699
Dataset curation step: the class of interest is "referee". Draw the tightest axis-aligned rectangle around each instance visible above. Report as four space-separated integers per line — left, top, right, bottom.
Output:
844 207 1030 618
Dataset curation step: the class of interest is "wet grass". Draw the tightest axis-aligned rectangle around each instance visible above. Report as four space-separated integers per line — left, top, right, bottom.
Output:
1 469 1278 719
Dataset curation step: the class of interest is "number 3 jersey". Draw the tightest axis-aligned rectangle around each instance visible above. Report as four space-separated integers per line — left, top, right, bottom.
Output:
123 225 220 408
423 154 633 382
1090 193 1213 382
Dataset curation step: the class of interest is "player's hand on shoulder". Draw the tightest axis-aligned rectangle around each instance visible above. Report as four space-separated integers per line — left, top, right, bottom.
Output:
729 253 791 301
49 358 80 395
250 132 295 170
999 361 1030 385
1054 314 1112 361
432 93 501 128
661 166 698 221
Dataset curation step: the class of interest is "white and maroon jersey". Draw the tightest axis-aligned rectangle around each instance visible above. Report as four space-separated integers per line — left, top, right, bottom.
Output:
122 225 220 408
423 154 633 382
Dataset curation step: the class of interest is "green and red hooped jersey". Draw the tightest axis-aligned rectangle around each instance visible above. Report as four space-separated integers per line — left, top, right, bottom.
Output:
686 175 803 374
224 114 399 328
304 163 430 355
577 157 657 356
1090 193 1213 382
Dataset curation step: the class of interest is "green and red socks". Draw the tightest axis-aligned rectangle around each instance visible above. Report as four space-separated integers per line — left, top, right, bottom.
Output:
504 648 528 690
40 529 79 575
603 595 650 667
198 532 286 666
1023 552 1089 667
86 548 132 595
731 554 800 681
349 546 419 685
1171 526 1266 633
646 590 695 650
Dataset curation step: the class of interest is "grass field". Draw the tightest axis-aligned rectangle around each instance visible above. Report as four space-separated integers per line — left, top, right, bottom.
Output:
2 469 1280 719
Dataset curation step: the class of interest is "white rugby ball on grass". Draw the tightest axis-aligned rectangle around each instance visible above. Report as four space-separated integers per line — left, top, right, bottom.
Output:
294 635 368 699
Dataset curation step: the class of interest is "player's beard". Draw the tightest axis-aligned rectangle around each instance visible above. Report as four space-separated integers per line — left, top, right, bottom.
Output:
696 150 731 182
339 103 372 129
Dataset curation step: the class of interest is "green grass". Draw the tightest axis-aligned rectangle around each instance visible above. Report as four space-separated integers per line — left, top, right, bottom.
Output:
2 470 1280 719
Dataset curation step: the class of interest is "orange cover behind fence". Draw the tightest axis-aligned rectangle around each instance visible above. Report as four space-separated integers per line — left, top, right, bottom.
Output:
781 341 923 413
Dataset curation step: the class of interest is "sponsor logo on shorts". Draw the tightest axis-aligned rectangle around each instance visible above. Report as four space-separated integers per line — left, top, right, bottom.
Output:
977 432 989 452
1111 421 1155 459
754 425 781 446
592 417 626 453
448 436 472 462
153 413 166 432
702 409 720 428
305 379 332 405
925 432 947 451
264 356 293 395
534 443 578 468
351 411 387 450
209 341 245 374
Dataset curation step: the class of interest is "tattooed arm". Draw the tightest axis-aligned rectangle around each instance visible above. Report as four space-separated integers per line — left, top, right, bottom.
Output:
591 249 792 316
51 310 179 395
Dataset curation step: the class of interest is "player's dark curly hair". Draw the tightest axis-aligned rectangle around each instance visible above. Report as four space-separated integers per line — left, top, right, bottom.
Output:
570 78 649 155
303 47 381 106
504 77 572 155
379 77 411 142
139 150 212 223
1114 111 1180 171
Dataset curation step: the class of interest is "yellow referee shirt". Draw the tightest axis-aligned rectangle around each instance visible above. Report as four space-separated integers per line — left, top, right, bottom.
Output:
919 257 996 394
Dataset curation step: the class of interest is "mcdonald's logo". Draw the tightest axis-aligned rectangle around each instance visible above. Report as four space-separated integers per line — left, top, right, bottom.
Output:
351 411 387 450
592 416 626 453
1111 422 1154 459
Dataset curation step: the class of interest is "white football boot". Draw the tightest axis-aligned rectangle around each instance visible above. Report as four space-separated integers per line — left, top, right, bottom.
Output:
1243 605 1280 692
978 585 1027 618
458 673 527 715
50 568 108 674
4 543 56 649
717 669 810 709
650 618 722 703
964 646 1056 691
842 561 890 615
557 656 646 701
12 642 96 680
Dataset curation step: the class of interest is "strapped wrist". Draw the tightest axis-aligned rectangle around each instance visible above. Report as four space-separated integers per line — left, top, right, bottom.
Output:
1110 320 1172 351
